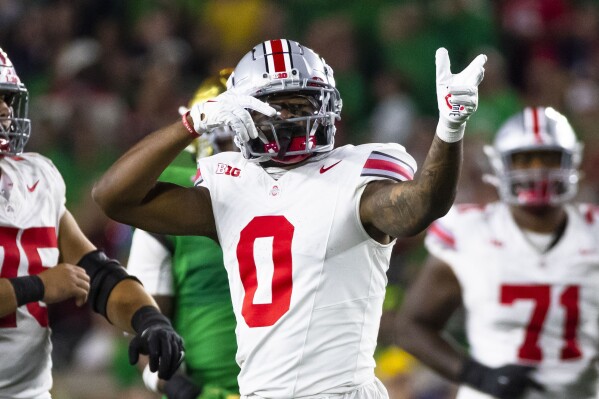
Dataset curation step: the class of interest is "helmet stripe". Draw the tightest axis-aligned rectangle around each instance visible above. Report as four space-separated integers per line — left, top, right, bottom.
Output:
0 49 7 65
267 39 290 73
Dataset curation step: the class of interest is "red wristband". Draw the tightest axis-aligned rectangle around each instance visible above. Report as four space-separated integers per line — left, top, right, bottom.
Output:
182 111 200 138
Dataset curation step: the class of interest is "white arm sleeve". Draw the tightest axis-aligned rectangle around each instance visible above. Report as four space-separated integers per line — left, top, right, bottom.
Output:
127 229 174 296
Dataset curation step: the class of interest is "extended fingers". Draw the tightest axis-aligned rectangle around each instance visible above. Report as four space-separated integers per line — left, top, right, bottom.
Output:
460 54 487 86
157 333 173 379
191 91 275 142
235 95 277 117
147 333 161 372
435 47 451 85
128 337 142 365
222 117 251 143
137 330 184 380
158 333 184 380
227 107 259 140
222 95 272 140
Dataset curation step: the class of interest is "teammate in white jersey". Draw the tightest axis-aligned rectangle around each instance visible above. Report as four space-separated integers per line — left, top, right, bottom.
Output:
0 48 184 399
396 107 599 399
93 39 486 398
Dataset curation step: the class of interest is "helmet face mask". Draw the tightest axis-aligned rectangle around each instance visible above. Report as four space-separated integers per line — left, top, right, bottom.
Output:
499 149 578 206
485 107 582 207
228 39 342 164
0 48 31 155
247 91 334 164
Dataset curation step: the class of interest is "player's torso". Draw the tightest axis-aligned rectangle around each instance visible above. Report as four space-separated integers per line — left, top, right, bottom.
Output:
0 154 64 398
199 145 403 397
170 235 240 391
0 155 62 228
171 235 231 306
440 203 599 398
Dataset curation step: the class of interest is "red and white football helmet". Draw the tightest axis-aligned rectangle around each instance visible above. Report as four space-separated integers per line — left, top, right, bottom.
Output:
0 48 30 155
227 39 342 164
484 107 582 206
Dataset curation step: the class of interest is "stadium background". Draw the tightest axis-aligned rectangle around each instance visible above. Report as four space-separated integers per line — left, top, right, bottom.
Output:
2 0 599 398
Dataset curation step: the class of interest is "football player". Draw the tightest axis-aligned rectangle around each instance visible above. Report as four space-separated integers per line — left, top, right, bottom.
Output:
128 69 240 399
93 39 486 398
396 107 599 399
0 47 184 399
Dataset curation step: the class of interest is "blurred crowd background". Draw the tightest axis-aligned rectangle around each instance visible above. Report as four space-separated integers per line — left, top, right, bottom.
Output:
2 0 599 398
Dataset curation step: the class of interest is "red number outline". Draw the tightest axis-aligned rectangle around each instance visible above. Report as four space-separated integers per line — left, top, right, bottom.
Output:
236 216 294 327
500 284 582 362
0 226 57 328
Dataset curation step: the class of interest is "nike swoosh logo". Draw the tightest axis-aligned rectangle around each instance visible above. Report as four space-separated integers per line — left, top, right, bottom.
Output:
320 160 342 174
27 180 39 192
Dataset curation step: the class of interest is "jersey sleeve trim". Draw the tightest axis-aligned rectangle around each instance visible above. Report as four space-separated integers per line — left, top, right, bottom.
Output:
193 167 203 186
361 151 414 182
428 221 456 249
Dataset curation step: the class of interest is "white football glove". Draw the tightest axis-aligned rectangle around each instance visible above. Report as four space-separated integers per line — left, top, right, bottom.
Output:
188 91 276 143
435 48 487 143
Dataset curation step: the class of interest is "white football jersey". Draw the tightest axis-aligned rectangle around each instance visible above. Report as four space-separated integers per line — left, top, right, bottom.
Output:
197 144 416 398
0 153 65 399
425 202 599 399
127 229 174 296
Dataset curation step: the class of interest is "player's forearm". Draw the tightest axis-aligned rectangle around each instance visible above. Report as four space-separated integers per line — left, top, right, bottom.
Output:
395 318 467 381
416 135 462 219
364 136 461 237
0 279 18 317
106 279 159 333
93 120 195 218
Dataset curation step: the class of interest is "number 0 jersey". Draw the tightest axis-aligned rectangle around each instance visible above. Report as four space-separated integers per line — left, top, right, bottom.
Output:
425 202 599 399
197 143 416 398
0 153 66 399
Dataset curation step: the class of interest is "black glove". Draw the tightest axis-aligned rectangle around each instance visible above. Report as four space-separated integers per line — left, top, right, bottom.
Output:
459 358 544 399
163 374 203 399
129 306 185 380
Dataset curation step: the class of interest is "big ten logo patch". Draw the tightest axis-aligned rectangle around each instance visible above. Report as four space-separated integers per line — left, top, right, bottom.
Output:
216 163 241 177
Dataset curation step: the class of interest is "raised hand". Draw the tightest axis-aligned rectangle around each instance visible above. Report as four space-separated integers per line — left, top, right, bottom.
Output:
435 48 487 143
188 91 276 144
38 263 90 306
